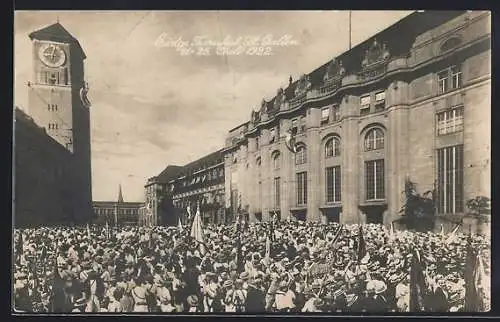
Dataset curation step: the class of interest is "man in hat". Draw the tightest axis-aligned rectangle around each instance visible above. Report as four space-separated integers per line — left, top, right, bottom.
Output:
428 275 450 312
203 272 221 312
14 272 33 312
245 278 266 312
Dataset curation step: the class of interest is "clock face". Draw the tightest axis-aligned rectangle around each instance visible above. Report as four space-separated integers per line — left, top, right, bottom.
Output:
38 43 66 68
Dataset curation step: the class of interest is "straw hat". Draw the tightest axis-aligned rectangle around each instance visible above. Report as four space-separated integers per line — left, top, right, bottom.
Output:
223 280 233 288
239 272 250 281
374 280 387 294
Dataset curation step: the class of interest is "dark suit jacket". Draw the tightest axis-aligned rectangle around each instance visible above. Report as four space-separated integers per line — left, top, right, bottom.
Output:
430 287 449 312
245 286 266 312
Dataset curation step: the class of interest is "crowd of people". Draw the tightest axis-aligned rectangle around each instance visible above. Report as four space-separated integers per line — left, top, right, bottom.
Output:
12 220 490 313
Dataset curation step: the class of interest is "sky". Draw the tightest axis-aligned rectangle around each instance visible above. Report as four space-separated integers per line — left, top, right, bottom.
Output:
14 10 413 202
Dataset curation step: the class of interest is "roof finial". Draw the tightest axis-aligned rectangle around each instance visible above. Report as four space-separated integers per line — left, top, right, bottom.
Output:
56 16 60 23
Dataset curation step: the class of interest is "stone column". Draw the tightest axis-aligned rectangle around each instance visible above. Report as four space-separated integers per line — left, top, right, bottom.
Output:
281 118 293 221
386 81 410 224
341 94 361 224
307 108 321 222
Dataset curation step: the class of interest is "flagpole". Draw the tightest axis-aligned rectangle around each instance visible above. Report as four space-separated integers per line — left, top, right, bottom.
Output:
348 10 352 50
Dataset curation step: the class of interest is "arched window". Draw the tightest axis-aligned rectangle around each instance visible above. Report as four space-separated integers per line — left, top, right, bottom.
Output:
440 37 462 53
272 152 280 170
295 145 307 165
325 137 341 157
256 157 262 166
365 128 384 151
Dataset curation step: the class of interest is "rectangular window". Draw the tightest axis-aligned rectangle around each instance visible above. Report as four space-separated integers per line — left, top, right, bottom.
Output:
332 104 340 122
375 91 386 111
276 125 280 140
437 145 464 213
269 128 275 143
438 65 462 94
326 166 341 203
437 106 464 135
255 137 259 149
296 172 308 206
360 95 370 115
274 177 281 208
438 70 449 94
365 159 385 200
321 107 329 123
451 65 462 90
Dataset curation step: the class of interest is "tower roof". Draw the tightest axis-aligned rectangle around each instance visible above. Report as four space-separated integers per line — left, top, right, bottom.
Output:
118 184 124 203
29 22 86 59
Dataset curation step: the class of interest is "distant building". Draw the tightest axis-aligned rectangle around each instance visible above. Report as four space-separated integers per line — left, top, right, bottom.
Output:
223 10 491 228
142 165 183 226
144 150 225 226
170 149 225 225
14 22 93 227
93 185 144 226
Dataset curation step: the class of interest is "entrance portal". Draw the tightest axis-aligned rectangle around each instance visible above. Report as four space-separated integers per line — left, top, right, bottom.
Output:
360 205 386 224
321 207 342 223
292 210 307 222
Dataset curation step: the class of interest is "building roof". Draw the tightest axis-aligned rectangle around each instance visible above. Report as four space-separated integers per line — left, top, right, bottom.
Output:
93 201 144 207
304 10 466 89
29 22 86 59
183 148 224 172
149 165 184 185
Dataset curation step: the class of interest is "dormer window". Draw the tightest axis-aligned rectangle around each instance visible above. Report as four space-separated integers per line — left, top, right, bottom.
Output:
374 91 386 111
360 95 371 115
332 104 340 122
321 107 329 124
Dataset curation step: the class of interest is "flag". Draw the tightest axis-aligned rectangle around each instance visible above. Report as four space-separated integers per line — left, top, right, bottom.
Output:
474 252 490 312
357 226 369 264
388 222 395 243
331 224 344 246
234 213 244 273
265 233 271 259
445 222 462 244
190 206 205 255
105 221 110 239
440 224 445 239
464 235 477 311
464 234 490 312
87 223 91 239
409 248 427 312
178 218 183 232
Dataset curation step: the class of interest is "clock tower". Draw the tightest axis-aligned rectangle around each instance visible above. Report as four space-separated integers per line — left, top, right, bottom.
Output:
27 22 93 224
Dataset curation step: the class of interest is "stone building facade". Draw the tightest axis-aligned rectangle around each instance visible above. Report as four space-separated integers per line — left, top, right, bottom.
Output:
144 150 225 226
170 149 225 225
223 10 491 227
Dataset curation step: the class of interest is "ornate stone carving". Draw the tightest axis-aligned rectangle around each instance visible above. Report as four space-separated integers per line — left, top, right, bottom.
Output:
361 39 390 68
274 88 285 109
323 58 346 83
260 99 269 114
251 110 261 124
294 74 311 97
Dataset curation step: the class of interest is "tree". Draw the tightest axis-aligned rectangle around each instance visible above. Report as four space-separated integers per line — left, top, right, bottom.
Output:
399 177 436 231
466 196 490 217
466 196 490 235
